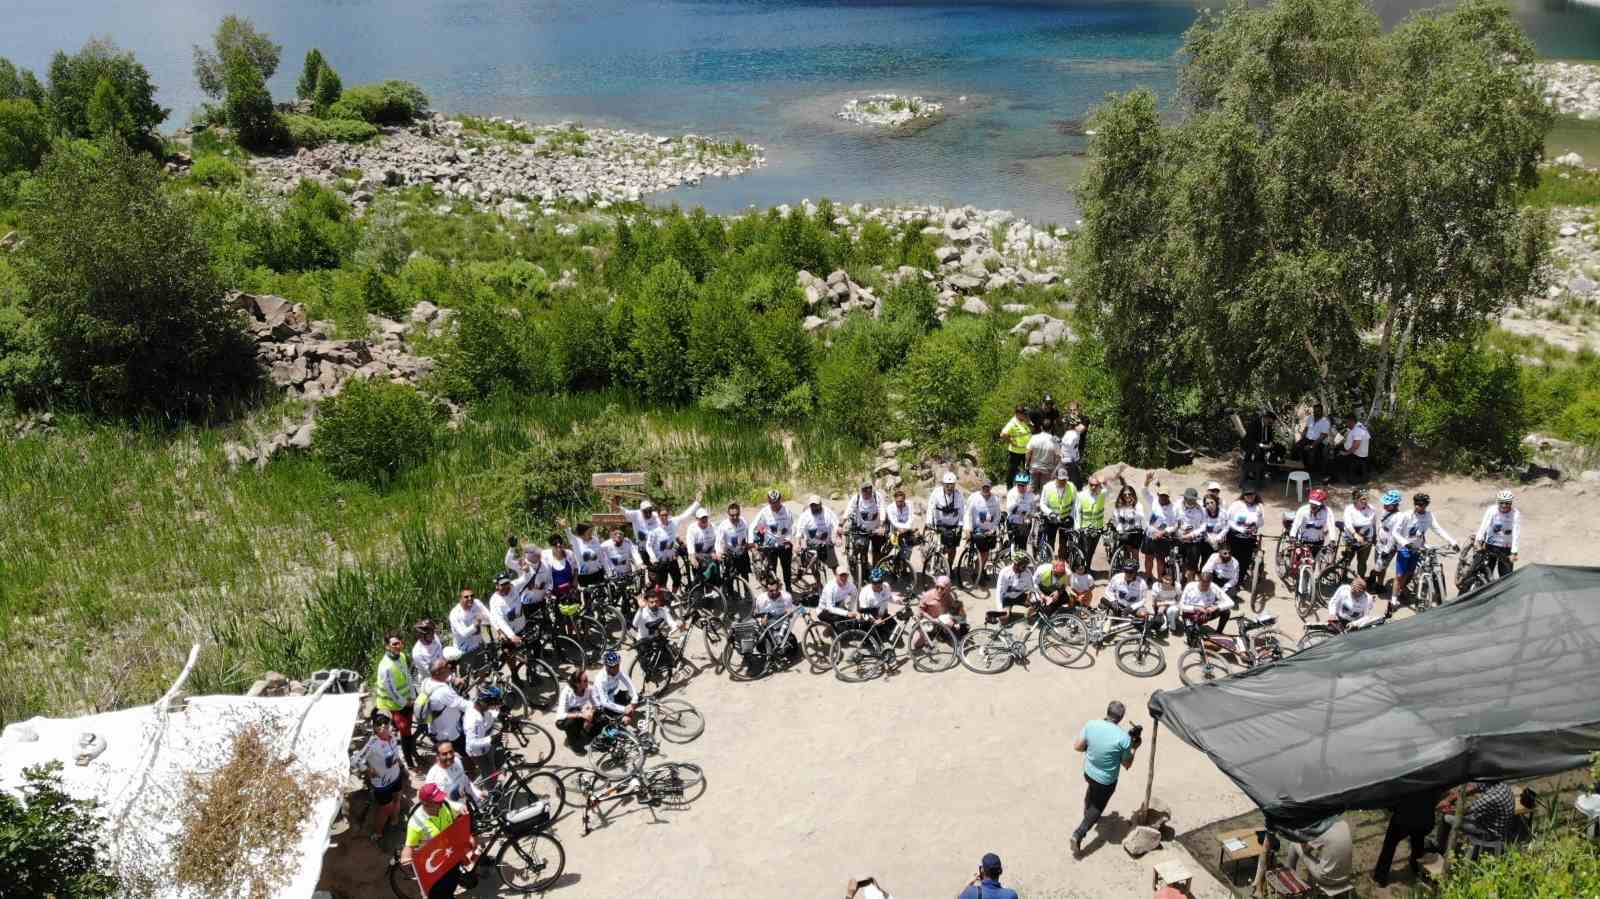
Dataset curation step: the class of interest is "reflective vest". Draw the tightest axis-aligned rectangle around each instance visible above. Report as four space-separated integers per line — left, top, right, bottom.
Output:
406 801 458 848
1003 417 1031 455
1076 490 1106 528
1042 482 1076 519
376 652 411 712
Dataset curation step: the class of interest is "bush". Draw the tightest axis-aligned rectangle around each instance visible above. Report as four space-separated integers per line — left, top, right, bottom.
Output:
0 98 49 174
626 259 697 404
0 283 57 407
0 763 119 899
514 412 650 530
816 333 886 443
0 58 46 107
313 65 343 114
282 113 377 149
326 81 429 125
187 154 242 187
17 139 259 418
260 180 358 271
898 331 982 439
46 39 167 148
315 379 439 487
1438 832 1600 898
1555 388 1600 448
1396 338 1529 472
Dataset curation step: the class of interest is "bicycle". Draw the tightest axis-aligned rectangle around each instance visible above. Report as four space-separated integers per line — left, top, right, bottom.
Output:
576 760 707 836
1296 614 1387 651
882 528 922 587
922 524 961 581
629 627 694 697
1275 530 1331 623
721 605 811 681
1455 544 1509 595
957 596 1090 674
668 570 732 663
1033 516 1087 569
586 721 647 781
954 532 1003 589
845 526 878 584
1175 611 1289 686
1105 527 1143 574
1396 545 1457 611
794 536 833 593
829 600 960 682
629 696 705 755
1077 603 1168 677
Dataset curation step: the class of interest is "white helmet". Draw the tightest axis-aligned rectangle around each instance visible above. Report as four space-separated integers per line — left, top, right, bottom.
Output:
1496 489 1514 503
941 472 958 485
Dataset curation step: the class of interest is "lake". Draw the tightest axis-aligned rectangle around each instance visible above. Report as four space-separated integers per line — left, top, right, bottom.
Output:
4 0 1599 222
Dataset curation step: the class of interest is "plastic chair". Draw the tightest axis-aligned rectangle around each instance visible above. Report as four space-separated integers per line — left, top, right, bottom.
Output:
1285 470 1311 503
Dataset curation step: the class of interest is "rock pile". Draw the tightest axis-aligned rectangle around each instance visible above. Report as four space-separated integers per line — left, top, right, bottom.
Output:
796 269 885 331
223 293 447 469
1009 314 1074 356
1538 62 1600 120
1501 206 1600 352
837 94 943 127
251 114 766 219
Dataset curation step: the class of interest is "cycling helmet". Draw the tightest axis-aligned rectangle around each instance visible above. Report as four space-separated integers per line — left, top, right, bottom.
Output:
414 618 435 635
942 472 958 485
1352 488 1367 500
868 567 887 584
558 601 583 618
1413 492 1431 507
1012 551 1029 565
1496 489 1515 503
1014 472 1031 484
602 650 621 667
1116 556 1138 573
767 489 781 502
1381 489 1402 506
442 646 463 662
1308 488 1328 505
476 685 503 704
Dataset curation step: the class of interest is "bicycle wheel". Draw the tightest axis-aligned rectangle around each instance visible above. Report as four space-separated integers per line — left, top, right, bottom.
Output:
959 627 1014 674
1274 536 1292 579
1430 568 1448 607
592 729 644 781
1414 571 1436 610
1297 626 1334 651
1249 629 1291 664
831 630 885 683
521 659 560 711
1113 634 1166 677
510 767 568 822
496 829 566 895
1108 540 1137 574
388 857 423 899
500 717 557 768
800 620 836 673
653 698 705 743
629 649 675 698
793 552 825 593
1177 647 1235 686
1249 552 1269 612
722 630 771 682
923 545 950 580
1294 587 1324 624
700 612 728 666
645 761 707 806
493 680 534 719
909 617 960 673
1315 564 1349 604
592 607 628 651
955 546 980 588
1037 614 1090 667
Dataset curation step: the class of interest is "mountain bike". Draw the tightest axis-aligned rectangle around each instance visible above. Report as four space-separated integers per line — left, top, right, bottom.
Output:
830 602 960 682
389 764 566 897
1455 544 1509 595
721 606 811 681
954 532 1003 589
1296 614 1386 651
1176 611 1289 686
630 696 705 755
958 596 1090 674
922 525 961 581
1275 534 1331 623
1077 603 1168 676
629 627 693 697
1106 527 1142 574
1405 545 1456 611
883 528 922 587
794 537 833 593
586 722 646 781
671 567 735 664
576 760 706 836
845 526 878 584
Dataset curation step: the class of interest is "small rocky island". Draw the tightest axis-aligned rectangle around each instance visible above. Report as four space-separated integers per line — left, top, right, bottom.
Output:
836 94 944 128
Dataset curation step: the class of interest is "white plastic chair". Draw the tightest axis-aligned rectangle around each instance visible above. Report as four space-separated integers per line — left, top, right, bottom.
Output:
1285 470 1311 503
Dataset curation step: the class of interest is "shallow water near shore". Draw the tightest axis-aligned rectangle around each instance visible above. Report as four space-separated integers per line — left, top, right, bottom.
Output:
5 0 1600 221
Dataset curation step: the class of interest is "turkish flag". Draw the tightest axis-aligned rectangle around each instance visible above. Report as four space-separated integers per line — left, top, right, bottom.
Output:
413 813 473 895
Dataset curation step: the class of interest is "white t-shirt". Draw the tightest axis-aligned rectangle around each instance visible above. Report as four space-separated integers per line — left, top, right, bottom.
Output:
1059 428 1082 463
361 733 403 789
1344 422 1371 458
1026 432 1060 471
1107 573 1147 611
1304 416 1332 442
425 756 481 803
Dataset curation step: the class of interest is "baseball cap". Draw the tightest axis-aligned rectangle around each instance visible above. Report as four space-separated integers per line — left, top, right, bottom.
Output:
696 509 710 519
942 472 958 485
981 852 1002 871
1182 487 1198 500
808 494 822 505
443 646 463 662
419 783 447 803
836 565 851 576
1206 481 1222 491
641 500 655 511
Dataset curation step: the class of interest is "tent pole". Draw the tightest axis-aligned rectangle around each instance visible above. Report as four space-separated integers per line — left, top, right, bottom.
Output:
1137 719 1160 824
1443 784 1468 877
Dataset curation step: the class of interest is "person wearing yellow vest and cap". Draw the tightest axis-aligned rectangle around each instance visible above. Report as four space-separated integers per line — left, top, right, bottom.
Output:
375 631 421 770
1033 557 1072 614
999 404 1032 484
402 782 478 899
1038 468 1077 562
1074 477 1108 570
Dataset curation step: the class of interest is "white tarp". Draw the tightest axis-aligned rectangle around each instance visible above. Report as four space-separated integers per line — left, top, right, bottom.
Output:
0 691 361 899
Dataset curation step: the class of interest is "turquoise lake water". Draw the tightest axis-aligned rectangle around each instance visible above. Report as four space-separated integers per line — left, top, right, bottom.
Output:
4 0 1599 222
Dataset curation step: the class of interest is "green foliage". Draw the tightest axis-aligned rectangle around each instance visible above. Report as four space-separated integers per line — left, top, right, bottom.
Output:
457 115 537 144
261 180 359 271
0 261 56 407
313 64 343 115
0 763 118 899
84 77 132 139
46 39 167 148
899 330 982 439
1396 338 1529 472
1080 0 1550 461
222 51 284 150
16 139 259 417
192 15 282 101
186 153 243 187
282 113 378 148
0 58 47 108
0 98 49 174
816 331 887 443
626 259 697 404
1524 164 1600 208
326 81 429 125
296 48 326 102
513 411 650 531
1438 832 1600 898
316 379 439 487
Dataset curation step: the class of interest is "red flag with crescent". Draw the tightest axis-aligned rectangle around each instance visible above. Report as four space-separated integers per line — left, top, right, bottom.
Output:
413 813 473 894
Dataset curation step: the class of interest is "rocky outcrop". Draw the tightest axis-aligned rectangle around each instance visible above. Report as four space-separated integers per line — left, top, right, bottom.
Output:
1009 314 1074 356
796 269 884 330
1501 206 1600 352
1538 62 1600 120
251 113 766 219
836 94 943 127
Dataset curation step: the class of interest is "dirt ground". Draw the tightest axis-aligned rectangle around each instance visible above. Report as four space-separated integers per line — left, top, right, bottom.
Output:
317 458 1598 899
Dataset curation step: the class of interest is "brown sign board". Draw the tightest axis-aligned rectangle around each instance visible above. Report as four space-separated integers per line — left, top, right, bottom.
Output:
592 472 646 489
591 512 631 528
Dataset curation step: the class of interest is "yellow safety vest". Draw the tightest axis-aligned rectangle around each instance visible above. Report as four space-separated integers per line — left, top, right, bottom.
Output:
1077 490 1106 529
376 652 411 712
1003 417 1031 455
406 801 458 848
1043 482 1077 518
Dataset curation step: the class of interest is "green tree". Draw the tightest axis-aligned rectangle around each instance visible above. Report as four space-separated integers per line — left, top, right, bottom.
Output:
1397 338 1528 471
316 379 439 487
628 259 698 404
46 39 167 147
222 50 282 150
0 98 49 174
296 48 326 101
85 76 131 139
313 64 343 114
1079 0 1549 460
0 57 46 108
16 139 259 418
193 15 282 100
0 763 118 899
816 333 886 442
899 332 981 438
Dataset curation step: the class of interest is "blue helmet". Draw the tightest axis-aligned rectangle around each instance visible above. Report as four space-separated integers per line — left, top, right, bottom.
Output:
869 567 887 584
602 650 621 667
1014 472 1031 484
476 685 503 704
1381 489 1402 506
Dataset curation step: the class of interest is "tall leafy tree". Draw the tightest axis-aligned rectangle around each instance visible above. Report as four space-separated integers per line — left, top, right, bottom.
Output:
193 15 282 100
0 98 49 174
85 76 132 139
1079 0 1549 456
45 39 167 148
222 50 282 149
0 57 46 108
296 48 326 101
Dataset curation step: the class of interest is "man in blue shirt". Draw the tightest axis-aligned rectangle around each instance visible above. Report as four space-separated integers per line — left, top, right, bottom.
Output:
1071 700 1139 856
957 853 1018 899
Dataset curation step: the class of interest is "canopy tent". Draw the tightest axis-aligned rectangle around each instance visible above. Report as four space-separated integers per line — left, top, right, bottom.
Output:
1148 565 1600 832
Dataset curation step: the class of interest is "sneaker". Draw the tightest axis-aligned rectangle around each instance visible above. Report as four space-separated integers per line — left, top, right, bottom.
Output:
1070 833 1082 857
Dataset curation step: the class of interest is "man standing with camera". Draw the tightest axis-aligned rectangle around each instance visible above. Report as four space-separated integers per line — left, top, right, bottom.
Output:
1070 700 1141 856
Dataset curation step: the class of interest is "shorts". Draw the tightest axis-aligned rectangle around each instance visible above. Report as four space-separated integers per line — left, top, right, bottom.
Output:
1141 536 1173 557
372 778 403 805
972 531 998 552
1395 547 1420 576
1001 592 1030 608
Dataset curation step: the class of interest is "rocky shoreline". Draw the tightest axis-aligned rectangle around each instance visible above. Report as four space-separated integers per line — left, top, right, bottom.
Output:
1538 61 1600 119
251 112 765 219
836 94 944 127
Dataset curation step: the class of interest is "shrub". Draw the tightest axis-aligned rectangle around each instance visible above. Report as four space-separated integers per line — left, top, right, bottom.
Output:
314 65 342 115
0 98 49 174
1396 338 1529 472
46 39 167 148
1438 832 1600 898
1555 388 1600 448
816 333 886 442
898 331 982 438
222 52 284 150
315 379 439 486
282 113 377 148
0 763 119 899
0 291 57 408
187 154 242 187
260 180 358 271
514 412 650 530
295 48 326 102
192 15 281 101
326 81 429 125
17 139 259 418
627 259 697 404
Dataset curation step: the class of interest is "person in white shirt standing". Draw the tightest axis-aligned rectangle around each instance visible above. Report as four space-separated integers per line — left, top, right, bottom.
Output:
1025 423 1061 491
1472 490 1521 579
411 619 444 683
965 480 1003 583
1003 473 1037 557
449 588 508 672
843 484 887 580
360 713 407 841
644 499 703 592
461 686 503 776
601 528 644 582
1389 493 1457 606
927 473 966 572
563 521 607 589
752 490 797 590
1330 412 1372 485
1295 403 1333 477
886 489 920 571
716 502 754 585
1142 472 1179 580
798 494 843 575
684 509 722 587
414 657 471 751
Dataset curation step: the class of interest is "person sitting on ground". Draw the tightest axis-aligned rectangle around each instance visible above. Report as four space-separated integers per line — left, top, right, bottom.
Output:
1105 558 1152 620
993 552 1034 616
1067 559 1095 610
1283 816 1354 897
965 480 1003 580
1201 543 1240 598
402 782 476 899
360 713 406 842
817 566 861 630
596 650 637 725
1330 577 1381 631
1150 569 1181 620
424 740 483 805
957 853 1019 899
918 575 967 636
554 669 602 754
1033 557 1072 614
1473 490 1521 578
1168 569 1231 634
461 686 503 776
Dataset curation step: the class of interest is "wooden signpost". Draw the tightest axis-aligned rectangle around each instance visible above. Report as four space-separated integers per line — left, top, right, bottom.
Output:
591 472 646 528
